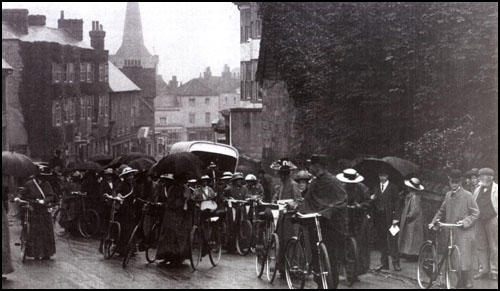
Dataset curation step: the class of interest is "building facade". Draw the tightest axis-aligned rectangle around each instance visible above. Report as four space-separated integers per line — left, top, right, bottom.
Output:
2 9 110 163
2 59 13 151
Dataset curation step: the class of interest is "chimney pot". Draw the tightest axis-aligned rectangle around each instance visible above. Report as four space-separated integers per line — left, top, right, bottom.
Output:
60 10 64 19
100 24 103 31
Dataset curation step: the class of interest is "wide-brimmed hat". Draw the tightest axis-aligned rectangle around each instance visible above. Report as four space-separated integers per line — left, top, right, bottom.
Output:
336 168 364 184
160 173 174 180
200 175 211 180
270 158 297 171
245 174 257 181
221 171 232 180
188 179 197 183
103 168 114 175
479 168 494 177
231 173 244 181
119 167 138 177
294 170 312 181
404 177 425 191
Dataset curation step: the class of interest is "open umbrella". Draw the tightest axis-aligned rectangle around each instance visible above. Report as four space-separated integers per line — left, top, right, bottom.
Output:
69 161 103 172
353 156 419 188
2 151 39 177
128 157 155 172
106 152 155 169
150 152 202 181
90 155 114 166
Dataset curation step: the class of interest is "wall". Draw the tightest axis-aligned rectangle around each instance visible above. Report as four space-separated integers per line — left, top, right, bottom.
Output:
230 107 263 160
119 67 156 129
178 95 219 128
2 39 28 153
260 79 299 168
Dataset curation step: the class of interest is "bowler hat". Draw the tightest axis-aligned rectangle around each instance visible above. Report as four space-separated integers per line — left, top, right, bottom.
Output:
448 169 463 181
479 168 494 176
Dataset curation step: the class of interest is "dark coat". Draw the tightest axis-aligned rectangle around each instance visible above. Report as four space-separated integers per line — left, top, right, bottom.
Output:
115 181 137 255
2 203 13 274
398 191 424 256
371 181 402 225
20 179 56 258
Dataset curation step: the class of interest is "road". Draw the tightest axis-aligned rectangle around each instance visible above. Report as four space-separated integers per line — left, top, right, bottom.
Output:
2 214 498 289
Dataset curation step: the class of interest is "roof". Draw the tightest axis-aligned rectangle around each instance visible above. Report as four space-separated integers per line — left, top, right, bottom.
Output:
2 22 91 48
2 59 13 70
201 76 239 95
177 78 218 96
108 61 141 92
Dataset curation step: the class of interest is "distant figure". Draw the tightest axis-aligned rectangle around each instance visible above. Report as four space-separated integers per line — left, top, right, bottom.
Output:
49 149 64 170
245 174 264 199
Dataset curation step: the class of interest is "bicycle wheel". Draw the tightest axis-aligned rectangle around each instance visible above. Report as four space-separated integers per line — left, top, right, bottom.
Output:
145 223 160 263
266 233 279 284
78 209 100 238
417 241 437 289
122 225 139 269
284 237 308 289
343 236 359 286
208 221 222 267
254 221 267 278
189 225 202 271
236 220 252 256
318 242 333 289
445 245 461 289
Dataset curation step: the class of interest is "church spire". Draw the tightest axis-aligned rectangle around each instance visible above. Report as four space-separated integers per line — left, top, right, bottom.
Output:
122 2 144 48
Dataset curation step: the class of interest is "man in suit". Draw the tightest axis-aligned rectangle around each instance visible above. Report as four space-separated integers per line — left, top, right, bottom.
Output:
371 170 402 271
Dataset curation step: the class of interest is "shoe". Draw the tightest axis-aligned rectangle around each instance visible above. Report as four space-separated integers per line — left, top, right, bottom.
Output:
375 264 389 271
393 262 402 272
474 272 489 280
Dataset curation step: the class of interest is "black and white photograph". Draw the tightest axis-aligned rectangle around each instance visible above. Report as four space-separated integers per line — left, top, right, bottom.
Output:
1 2 498 289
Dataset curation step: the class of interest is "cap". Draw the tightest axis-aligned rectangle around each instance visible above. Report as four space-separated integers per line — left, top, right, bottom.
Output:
479 168 494 176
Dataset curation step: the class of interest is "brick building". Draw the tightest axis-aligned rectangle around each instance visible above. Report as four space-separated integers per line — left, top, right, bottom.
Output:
2 9 110 162
2 59 13 151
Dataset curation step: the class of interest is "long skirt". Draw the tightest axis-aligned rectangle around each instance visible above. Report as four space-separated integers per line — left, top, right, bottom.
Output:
2 205 14 274
156 208 192 262
26 205 56 258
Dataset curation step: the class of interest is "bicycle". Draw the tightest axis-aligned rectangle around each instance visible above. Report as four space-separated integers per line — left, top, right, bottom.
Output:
68 191 101 238
101 194 123 259
122 198 163 268
284 211 333 289
227 198 253 256
13 197 44 263
417 221 462 289
189 198 223 271
252 199 280 283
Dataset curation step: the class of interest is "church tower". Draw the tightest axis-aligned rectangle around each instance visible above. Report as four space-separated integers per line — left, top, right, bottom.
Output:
110 2 159 70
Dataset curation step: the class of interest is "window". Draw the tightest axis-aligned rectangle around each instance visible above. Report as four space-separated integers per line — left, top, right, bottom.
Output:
205 112 211 124
189 113 195 124
99 63 104 82
256 20 261 37
189 98 195 106
241 81 245 100
160 117 166 125
188 133 197 141
86 63 93 83
52 101 61 127
80 63 86 82
104 63 109 82
52 63 62 83
205 98 210 105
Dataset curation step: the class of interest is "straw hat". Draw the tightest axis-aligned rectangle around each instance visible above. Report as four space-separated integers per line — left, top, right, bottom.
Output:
404 177 424 191
160 173 174 180
200 175 211 180
245 174 257 181
336 168 364 184
119 167 138 177
231 173 244 181
221 171 233 180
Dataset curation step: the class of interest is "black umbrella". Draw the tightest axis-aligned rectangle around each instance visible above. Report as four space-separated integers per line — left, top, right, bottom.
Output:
106 152 156 169
2 151 39 177
150 152 202 181
90 155 114 166
128 157 155 172
69 161 103 172
354 156 420 188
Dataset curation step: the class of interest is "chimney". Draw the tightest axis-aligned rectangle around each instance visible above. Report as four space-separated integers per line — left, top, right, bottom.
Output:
169 76 178 88
28 15 46 26
203 67 212 79
57 10 83 41
89 20 106 50
2 9 29 35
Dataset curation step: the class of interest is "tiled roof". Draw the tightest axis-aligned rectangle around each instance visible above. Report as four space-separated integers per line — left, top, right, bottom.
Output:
2 22 91 48
108 61 141 92
177 78 218 96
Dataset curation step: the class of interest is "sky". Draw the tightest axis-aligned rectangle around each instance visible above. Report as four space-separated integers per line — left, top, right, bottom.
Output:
2 2 241 83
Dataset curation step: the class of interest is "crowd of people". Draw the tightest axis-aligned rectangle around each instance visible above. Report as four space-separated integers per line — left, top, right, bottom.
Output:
2 152 497 290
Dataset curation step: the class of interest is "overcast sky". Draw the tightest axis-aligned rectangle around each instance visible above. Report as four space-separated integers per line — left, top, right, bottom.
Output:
3 2 241 83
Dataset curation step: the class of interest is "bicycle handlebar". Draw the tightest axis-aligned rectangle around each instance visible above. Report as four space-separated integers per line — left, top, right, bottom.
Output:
437 222 462 228
135 197 163 207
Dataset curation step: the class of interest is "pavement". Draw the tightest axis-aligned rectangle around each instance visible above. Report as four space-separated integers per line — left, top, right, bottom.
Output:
2 210 498 289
